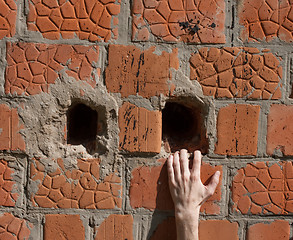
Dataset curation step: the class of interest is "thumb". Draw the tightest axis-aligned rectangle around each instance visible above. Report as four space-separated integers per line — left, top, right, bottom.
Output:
204 171 220 198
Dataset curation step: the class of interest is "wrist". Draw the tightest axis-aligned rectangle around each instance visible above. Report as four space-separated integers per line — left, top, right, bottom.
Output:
175 206 200 223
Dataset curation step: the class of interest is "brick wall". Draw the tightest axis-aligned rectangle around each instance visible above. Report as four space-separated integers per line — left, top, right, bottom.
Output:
0 0 293 239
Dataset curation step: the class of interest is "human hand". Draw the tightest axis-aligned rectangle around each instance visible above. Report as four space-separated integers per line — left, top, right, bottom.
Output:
167 149 220 219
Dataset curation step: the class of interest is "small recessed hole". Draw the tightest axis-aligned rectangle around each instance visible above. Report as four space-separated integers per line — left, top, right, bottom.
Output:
162 101 208 153
67 103 98 152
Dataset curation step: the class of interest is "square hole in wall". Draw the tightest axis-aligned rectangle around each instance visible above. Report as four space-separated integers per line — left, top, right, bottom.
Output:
67 102 106 154
162 100 208 153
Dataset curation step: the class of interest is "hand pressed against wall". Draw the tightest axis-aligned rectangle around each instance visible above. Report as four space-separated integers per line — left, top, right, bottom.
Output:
167 149 220 240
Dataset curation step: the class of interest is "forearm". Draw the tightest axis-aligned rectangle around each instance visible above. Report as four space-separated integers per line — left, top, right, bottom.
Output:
175 208 200 240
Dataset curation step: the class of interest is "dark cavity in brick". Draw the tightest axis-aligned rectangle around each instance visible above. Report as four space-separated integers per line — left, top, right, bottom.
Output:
67 103 98 153
162 101 208 153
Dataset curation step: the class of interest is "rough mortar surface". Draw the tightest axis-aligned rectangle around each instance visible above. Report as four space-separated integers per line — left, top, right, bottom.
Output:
0 0 293 239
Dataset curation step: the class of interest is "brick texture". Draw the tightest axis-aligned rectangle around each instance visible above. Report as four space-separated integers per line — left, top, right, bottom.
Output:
150 218 239 240
44 214 84 240
0 159 18 207
95 214 133 240
130 159 222 214
232 161 293 214
267 104 293 156
30 158 122 209
215 104 260 156
5 42 99 95
105 45 179 98
27 0 120 42
0 213 32 240
0 0 16 39
246 220 290 240
190 47 282 99
0 104 25 151
239 0 293 42
199 220 239 240
132 0 225 43
119 102 162 153
149 217 176 240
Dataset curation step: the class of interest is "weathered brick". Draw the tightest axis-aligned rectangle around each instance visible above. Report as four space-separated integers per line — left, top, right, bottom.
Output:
44 214 85 240
0 104 25 151
239 0 293 42
27 0 120 42
246 220 290 240
105 45 179 98
0 0 16 39
5 42 99 95
215 104 260 156
119 102 162 153
130 159 222 214
150 218 239 240
0 213 32 240
132 0 225 43
95 215 133 240
267 105 293 156
0 159 19 207
232 161 293 214
199 220 239 240
30 158 122 209
190 47 282 99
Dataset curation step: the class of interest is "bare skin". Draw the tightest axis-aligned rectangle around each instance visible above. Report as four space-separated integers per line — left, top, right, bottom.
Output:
167 149 220 240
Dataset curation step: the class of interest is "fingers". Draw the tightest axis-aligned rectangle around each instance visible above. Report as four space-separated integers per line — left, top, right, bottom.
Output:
179 149 190 178
191 150 201 179
167 155 175 185
173 151 181 182
205 171 220 197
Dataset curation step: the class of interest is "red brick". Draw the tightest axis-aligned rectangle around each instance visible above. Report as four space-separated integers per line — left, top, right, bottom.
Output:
232 161 293 214
5 42 99 95
44 214 85 240
95 215 133 240
0 104 25 151
0 0 17 39
30 158 122 209
149 217 176 240
130 159 222 214
246 220 290 240
119 102 162 153
0 213 31 239
132 0 225 43
27 0 120 42
199 220 239 240
267 105 293 156
190 47 282 99
215 104 260 156
105 45 179 98
239 0 293 42
0 160 18 207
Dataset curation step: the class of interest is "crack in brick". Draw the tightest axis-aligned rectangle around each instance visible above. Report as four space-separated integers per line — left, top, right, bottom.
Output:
30 158 122 209
0 213 32 239
239 0 293 42
131 0 225 43
232 161 293 215
5 42 99 95
27 0 120 42
0 0 16 39
190 47 282 99
0 159 18 207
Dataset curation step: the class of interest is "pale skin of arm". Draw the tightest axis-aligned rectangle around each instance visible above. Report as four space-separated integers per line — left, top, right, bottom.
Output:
167 149 220 240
